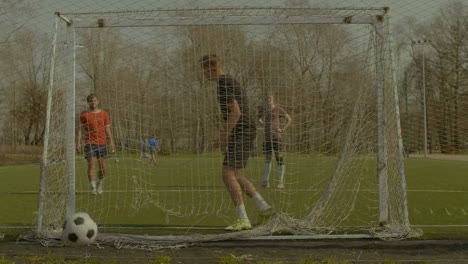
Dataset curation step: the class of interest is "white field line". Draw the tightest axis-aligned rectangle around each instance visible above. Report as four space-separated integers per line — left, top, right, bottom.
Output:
4 224 468 230
3 188 468 194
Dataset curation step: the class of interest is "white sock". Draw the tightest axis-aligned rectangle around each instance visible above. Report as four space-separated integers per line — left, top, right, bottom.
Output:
253 193 271 211
235 204 249 222
279 165 285 184
90 181 96 189
263 163 272 183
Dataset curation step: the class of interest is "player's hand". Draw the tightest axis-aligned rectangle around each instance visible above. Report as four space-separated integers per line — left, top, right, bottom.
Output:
76 143 82 154
276 127 283 133
109 143 115 153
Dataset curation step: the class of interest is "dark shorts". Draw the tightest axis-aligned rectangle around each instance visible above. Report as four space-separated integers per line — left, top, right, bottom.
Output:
223 127 256 169
84 144 108 159
150 148 156 155
263 138 282 155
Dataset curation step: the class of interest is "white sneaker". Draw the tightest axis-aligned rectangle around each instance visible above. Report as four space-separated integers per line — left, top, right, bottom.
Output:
261 181 270 188
259 207 275 217
277 183 284 189
256 207 276 225
96 181 103 195
90 181 97 195
224 219 252 231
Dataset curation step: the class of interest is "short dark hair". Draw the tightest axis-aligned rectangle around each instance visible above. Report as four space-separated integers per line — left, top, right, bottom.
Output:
86 93 97 102
200 54 219 69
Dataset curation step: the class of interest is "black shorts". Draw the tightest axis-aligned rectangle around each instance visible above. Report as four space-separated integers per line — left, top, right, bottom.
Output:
263 138 282 155
223 126 256 169
84 144 108 159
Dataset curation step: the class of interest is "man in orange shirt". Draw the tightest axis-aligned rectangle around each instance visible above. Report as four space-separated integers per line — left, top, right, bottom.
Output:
76 93 115 195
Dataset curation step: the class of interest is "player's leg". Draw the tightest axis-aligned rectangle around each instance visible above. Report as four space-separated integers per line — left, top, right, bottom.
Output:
96 145 108 194
262 140 273 187
150 149 155 164
222 133 251 231
222 165 251 231
222 166 243 208
235 132 272 214
96 158 107 194
274 139 285 188
275 153 285 188
84 144 97 194
236 170 272 213
87 158 97 194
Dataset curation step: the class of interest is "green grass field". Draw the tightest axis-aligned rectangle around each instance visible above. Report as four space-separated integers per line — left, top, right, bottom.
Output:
1 153 468 239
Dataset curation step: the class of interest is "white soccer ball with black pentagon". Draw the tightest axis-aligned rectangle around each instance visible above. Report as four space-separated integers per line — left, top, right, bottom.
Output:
62 212 98 245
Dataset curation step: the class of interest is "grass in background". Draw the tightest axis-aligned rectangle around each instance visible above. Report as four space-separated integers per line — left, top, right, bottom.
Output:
2 152 468 239
0 145 42 166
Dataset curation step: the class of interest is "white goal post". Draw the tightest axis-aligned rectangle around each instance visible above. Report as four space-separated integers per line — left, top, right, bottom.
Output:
37 7 420 248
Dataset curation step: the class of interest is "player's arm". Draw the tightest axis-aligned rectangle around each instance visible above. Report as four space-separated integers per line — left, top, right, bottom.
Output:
104 113 115 153
105 126 114 153
257 116 264 125
220 99 241 144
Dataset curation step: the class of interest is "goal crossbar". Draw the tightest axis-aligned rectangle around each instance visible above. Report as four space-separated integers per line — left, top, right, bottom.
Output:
68 16 378 28
56 7 389 28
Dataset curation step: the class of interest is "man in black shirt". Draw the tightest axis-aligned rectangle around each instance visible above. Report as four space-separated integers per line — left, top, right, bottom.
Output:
200 54 273 231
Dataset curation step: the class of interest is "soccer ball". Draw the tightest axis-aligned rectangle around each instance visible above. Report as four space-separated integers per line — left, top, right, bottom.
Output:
62 212 98 245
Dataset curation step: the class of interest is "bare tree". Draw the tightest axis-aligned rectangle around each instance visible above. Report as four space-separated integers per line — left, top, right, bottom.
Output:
0 0 34 145
268 24 355 154
420 0 468 153
0 31 50 145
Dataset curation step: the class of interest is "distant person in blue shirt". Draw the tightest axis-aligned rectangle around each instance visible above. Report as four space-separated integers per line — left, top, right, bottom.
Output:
148 135 159 164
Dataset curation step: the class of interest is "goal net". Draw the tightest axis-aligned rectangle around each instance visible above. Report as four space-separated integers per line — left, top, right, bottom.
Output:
37 7 420 248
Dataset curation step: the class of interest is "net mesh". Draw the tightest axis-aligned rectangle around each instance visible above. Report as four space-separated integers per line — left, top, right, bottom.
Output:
37 7 420 248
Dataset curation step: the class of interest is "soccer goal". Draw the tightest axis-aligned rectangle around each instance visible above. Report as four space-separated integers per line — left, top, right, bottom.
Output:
37 7 420 248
